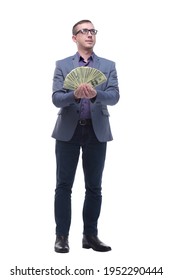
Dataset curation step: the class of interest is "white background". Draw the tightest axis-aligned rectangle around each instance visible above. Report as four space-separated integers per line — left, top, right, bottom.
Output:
0 0 172 279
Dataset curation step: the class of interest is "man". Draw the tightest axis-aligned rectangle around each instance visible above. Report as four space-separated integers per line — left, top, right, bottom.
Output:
52 19 120 253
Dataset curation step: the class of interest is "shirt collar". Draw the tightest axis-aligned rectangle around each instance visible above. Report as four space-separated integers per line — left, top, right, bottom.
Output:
77 52 94 62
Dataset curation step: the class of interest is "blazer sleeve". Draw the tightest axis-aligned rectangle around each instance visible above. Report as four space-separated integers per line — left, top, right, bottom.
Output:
52 61 77 108
95 61 120 106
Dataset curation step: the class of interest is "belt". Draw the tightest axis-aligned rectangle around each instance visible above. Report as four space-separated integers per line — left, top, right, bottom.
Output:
78 119 92 126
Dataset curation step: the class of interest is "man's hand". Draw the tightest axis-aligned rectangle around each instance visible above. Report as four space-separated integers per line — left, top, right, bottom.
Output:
74 83 97 99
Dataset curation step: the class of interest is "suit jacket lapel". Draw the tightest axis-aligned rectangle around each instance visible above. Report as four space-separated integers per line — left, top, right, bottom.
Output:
72 54 79 69
92 55 100 69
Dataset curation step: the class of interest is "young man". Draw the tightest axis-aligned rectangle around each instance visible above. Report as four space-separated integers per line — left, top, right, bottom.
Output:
52 19 120 253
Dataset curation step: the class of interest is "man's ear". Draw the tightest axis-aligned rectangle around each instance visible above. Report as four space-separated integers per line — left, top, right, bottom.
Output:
72 35 77 43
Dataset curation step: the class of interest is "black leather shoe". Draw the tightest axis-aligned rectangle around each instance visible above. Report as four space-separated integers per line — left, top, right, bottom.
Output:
82 235 111 252
54 236 69 253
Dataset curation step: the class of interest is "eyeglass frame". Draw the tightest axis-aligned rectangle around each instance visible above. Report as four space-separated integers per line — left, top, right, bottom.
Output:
75 28 98 36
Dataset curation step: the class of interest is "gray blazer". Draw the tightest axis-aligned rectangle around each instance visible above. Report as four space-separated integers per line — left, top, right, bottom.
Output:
52 53 120 142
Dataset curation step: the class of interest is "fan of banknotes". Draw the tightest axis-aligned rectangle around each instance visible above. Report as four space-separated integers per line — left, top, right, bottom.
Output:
63 66 107 90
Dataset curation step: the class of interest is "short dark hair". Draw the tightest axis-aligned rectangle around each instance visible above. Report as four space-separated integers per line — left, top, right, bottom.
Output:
72 19 92 35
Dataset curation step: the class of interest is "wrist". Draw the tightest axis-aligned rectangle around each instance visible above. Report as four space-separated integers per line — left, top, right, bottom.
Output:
74 91 81 103
74 91 79 99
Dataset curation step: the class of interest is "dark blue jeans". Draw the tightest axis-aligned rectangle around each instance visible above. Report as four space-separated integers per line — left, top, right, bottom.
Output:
54 123 107 237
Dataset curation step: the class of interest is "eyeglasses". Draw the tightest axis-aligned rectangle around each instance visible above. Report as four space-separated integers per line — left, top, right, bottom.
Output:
75 29 98 36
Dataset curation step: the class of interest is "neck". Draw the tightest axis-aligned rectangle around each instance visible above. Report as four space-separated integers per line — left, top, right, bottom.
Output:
78 49 93 61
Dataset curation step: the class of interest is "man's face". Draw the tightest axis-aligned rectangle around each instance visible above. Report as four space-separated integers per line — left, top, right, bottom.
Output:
72 22 97 50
